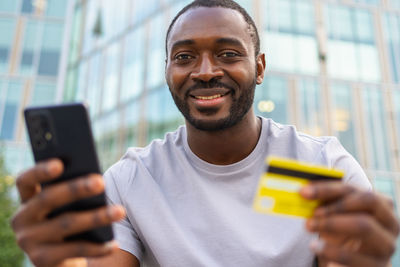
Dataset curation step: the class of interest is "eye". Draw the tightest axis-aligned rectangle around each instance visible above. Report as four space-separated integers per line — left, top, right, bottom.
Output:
219 51 240 58
175 54 194 61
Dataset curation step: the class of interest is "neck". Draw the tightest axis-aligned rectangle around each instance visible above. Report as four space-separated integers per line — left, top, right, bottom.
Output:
186 111 261 165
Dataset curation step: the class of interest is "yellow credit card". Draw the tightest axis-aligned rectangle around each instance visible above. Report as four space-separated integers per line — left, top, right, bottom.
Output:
253 156 344 218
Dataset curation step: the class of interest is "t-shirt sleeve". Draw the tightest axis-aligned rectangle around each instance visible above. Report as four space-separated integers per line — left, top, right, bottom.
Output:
320 137 372 191
104 166 144 261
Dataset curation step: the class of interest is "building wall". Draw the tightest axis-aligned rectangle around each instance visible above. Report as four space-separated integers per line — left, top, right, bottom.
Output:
0 0 72 174
66 0 400 262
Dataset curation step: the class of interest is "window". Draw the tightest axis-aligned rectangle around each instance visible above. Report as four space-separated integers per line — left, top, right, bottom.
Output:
330 83 358 158
132 0 159 26
19 20 40 75
362 86 392 171
298 79 324 136
325 5 381 82
0 81 22 140
146 86 182 143
30 81 56 106
121 26 145 102
102 43 121 112
254 76 288 124
21 0 33 13
383 13 400 83
38 23 64 76
0 1 18 12
87 53 102 117
394 89 400 152
45 0 68 17
147 13 166 89
124 100 140 148
0 18 16 73
262 0 319 75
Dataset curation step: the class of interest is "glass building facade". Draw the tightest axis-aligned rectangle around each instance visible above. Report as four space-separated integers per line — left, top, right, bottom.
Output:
0 0 72 174
69 0 400 263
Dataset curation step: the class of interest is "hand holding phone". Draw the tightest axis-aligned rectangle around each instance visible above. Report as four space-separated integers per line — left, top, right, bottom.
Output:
10 103 125 266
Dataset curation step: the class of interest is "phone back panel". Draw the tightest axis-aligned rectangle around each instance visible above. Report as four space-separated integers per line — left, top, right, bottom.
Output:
24 103 113 243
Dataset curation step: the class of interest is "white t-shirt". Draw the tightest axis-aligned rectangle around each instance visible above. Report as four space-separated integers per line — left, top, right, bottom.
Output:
104 117 371 267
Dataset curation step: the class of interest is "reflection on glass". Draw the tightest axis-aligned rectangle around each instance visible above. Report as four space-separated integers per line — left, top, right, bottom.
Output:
0 1 18 12
330 83 358 158
21 0 33 13
146 86 182 143
325 5 380 82
298 79 323 136
254 76 288 124
0 82 22 140
0 18 16 73
30 81 56 106
20 20 40 75
86 53 102 116
122 26 145 102
38 23 64 76
383 13 400 83
262 0 318 74
363 86 391 171
102 43 120 112
147 13 166 90
45 0 68 17
394 89 400 150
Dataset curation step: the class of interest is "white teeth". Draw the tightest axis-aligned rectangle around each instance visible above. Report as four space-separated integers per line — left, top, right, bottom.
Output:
195 94 222 100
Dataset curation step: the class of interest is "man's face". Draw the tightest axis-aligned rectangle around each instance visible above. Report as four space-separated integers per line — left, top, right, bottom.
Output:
165 7 265 131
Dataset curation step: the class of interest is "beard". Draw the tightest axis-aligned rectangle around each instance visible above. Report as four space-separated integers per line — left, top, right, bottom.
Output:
170 78 257 131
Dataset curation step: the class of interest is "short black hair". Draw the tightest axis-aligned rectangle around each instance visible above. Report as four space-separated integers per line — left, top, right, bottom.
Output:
165 0 260 57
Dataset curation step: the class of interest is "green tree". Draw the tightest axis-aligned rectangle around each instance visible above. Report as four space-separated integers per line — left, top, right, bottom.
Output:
0 150 24 267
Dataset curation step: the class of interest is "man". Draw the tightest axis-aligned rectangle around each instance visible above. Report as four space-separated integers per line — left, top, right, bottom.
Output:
11 0 399 266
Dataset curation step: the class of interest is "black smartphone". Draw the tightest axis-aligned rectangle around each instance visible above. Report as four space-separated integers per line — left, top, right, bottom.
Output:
24 103 113 243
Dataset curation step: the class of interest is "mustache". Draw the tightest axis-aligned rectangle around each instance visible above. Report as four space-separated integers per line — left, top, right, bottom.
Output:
186 80 235 95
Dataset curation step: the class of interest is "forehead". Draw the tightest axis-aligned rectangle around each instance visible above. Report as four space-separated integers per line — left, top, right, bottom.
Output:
167 7 253 52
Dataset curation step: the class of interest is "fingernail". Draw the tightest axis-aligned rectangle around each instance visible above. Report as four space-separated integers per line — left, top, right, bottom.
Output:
109 206 125 218
310 239 325 253
300 185 315 198
104 241 118 250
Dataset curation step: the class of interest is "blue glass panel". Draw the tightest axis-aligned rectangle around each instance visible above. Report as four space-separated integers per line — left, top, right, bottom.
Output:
254 76 288 124
0 1 18 12
21 0 33 13
0 82 22 140
330 83 358 158
46 0 68 17
38 50 60 76
299 79 323 136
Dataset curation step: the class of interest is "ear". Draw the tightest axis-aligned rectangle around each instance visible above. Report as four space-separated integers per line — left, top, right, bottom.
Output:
256 53 266 85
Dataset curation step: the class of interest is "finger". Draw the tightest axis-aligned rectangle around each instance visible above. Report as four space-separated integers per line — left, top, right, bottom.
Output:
22 205 125 244
314 191 400 235
306 214 396 258
300 182 355 202
310 239 387 267
28 241 118 267
17 159 64 203
12 175 105 229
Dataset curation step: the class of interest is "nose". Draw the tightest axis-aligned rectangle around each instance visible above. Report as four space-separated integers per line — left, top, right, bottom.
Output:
190 53 223 82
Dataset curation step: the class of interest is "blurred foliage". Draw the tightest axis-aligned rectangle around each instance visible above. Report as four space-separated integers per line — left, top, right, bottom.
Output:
0 149 24 267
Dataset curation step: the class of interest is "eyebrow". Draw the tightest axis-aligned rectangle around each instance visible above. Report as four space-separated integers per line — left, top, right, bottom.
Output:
215 37 245 48
170 37 246 53
170 39 195 52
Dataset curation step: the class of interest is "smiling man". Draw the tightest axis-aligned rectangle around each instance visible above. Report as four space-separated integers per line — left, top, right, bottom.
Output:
11 1 399 267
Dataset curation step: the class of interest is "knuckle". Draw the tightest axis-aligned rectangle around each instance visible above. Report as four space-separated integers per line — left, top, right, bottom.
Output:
356 215 373 234
336 249 351 264
387 240 396 257
16 231 32 250
58 213 75 232
361 191 377 207
30 249 47 267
